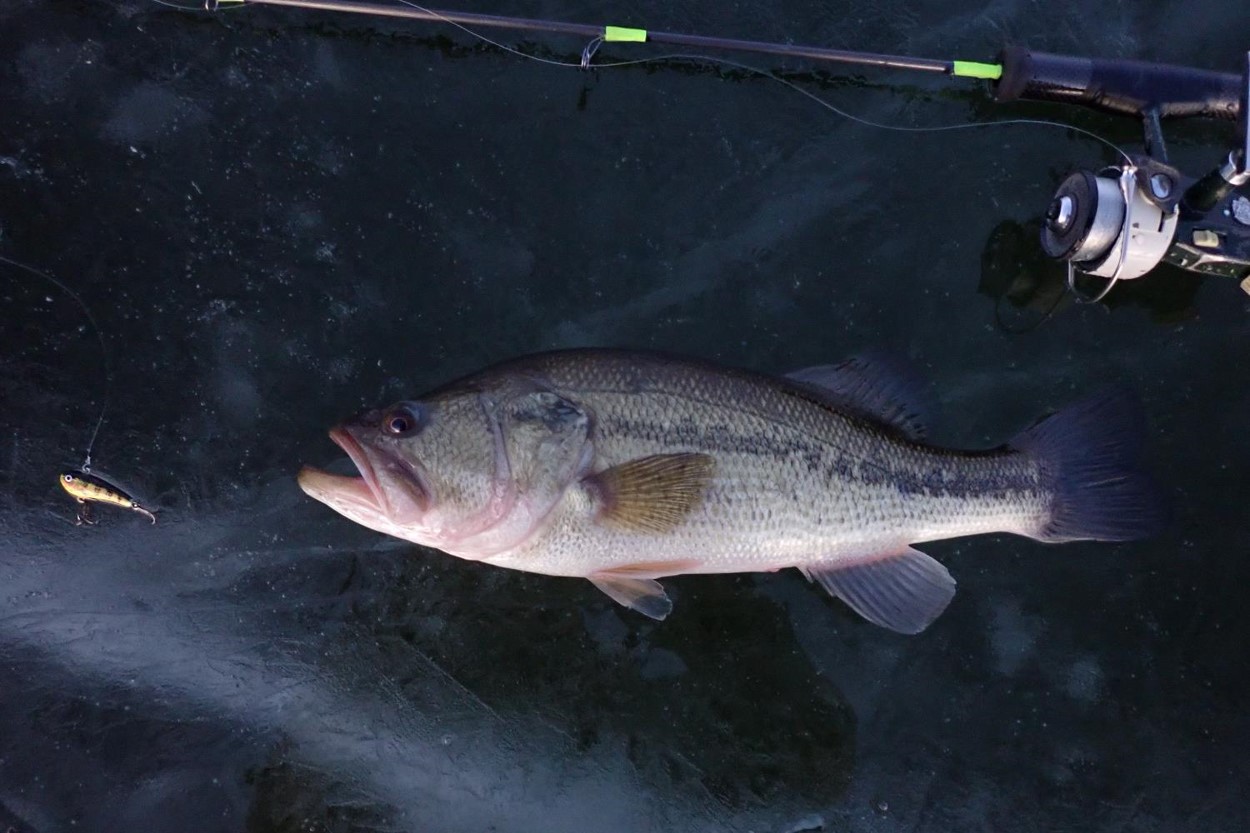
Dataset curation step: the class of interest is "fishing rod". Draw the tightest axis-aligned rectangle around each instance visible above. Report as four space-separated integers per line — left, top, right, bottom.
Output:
204 0 1250 294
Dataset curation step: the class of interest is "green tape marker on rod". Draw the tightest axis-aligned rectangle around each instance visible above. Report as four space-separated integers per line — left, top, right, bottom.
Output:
604 25 647 43
951 60 1002 80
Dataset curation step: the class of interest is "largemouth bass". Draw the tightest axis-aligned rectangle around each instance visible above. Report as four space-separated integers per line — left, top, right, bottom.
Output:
297 349 1163 633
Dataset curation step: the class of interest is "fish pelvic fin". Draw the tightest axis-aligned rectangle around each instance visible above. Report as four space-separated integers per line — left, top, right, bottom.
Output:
1011 387 1167 543
589 574 673 620
584 453 715 534
802 547 956 634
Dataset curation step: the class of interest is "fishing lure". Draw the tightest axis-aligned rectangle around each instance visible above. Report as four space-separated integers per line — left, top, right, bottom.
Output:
2 253 158 526
59 470 157 525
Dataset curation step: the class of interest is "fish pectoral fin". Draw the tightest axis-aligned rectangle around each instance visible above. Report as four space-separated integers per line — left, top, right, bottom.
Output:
583 453 714 534
588 574 673 621
801 547 955 634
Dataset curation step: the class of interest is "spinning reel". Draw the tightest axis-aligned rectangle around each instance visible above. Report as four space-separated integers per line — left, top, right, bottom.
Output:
995 49 1250 296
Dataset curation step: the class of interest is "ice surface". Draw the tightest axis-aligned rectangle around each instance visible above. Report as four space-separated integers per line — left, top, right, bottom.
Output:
2 0 1249 831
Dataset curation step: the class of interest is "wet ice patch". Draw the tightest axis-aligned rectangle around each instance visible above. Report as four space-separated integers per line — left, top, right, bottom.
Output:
215 367 263 424
448 226 536 287
988 598 1042 676
1064 655 1104 703
639 648 688 680
103 82 208 145
197 297 239 323
286 204 323 234
314 42 346 90
0 153 45 182
779 814 825 833
324 356 358 384
17 39 101 103
582 607 629 654
210 320 262 425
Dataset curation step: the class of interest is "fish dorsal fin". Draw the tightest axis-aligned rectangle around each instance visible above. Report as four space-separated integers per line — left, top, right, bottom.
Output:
588 575 673 620
801 547 955 634
785 352 934 440
584 453 715 534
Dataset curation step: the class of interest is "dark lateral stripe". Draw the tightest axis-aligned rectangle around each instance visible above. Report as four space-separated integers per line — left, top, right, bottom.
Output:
603 417 1043 500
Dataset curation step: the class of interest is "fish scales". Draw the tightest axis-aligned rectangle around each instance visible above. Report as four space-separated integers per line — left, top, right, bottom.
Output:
478 352 1049 577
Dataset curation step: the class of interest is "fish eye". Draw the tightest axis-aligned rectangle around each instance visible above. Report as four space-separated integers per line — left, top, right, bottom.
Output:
382 403 424 437
62 473 75 483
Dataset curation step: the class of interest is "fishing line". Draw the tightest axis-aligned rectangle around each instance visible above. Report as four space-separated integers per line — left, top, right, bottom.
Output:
993 287 1068 336
151 0 245 11
0 254 112 472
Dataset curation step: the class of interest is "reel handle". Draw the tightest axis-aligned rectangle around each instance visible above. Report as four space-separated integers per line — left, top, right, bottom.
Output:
993 46 1241 121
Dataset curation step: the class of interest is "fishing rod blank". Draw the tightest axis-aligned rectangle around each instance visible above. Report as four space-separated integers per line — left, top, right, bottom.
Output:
207 0 1243 121
205 0 998 78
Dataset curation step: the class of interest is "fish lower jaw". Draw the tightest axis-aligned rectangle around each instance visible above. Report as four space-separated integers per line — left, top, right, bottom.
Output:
297 466 374 506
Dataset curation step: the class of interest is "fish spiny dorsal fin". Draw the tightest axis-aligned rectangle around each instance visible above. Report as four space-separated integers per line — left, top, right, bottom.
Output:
584 453 715 534
785 351 935 441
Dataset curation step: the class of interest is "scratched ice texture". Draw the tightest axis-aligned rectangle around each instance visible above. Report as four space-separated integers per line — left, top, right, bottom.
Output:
1 1 1248 831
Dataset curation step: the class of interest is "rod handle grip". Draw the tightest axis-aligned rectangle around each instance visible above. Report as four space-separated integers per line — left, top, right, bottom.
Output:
993 46 1241 121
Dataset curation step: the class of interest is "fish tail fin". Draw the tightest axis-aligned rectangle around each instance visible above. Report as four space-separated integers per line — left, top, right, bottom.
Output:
1011 387 1167 543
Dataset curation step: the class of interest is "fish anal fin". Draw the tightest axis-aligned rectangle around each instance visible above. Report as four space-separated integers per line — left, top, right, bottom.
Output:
801 546 955 634
785 352 933 440
584 453 714 534
588 575 673 620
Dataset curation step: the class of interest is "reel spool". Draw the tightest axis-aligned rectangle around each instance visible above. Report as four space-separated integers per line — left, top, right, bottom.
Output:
1041 164 1181 298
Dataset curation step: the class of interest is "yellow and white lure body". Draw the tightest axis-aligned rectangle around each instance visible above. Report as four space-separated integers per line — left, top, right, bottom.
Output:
59 470 157 525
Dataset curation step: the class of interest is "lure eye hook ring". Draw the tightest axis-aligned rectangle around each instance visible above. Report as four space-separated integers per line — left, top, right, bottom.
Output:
580 36 603 70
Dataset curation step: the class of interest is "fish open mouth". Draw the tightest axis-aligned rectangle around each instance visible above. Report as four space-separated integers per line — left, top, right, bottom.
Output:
297 427 429 522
